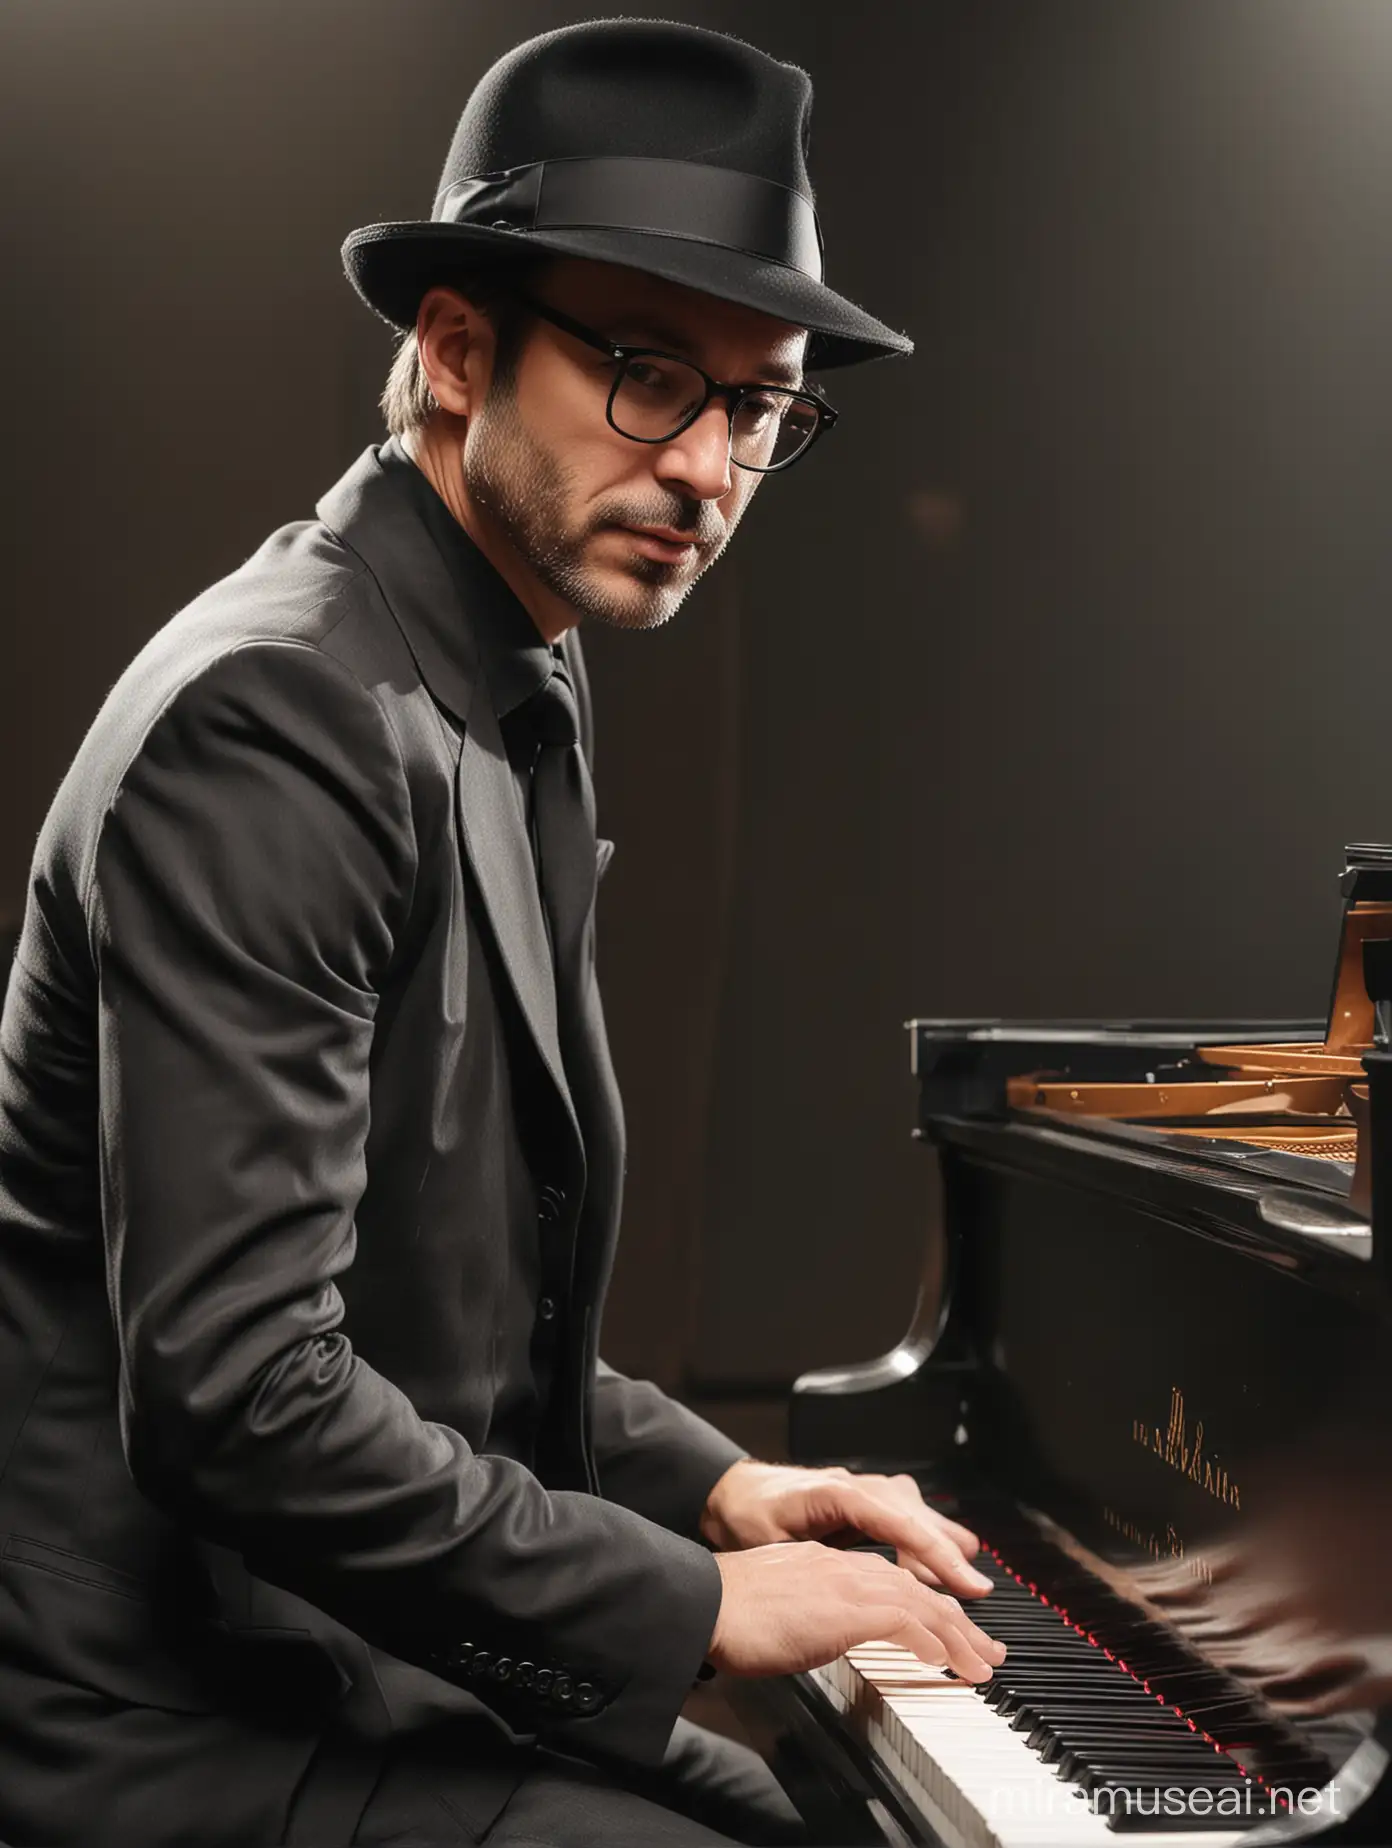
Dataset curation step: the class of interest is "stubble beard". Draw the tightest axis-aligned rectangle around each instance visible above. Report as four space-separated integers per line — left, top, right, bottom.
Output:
463 383 733 632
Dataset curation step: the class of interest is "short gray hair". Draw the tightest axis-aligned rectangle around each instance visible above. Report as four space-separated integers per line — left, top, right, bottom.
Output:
380 334 438 439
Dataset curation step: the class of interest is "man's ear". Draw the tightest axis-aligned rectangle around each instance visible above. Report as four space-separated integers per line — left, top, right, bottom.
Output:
415 286 495 419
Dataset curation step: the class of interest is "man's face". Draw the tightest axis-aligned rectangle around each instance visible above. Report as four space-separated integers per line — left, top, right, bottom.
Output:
462 259 809 632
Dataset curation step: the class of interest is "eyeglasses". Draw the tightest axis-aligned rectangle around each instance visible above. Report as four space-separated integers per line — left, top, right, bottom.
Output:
516 295 837 474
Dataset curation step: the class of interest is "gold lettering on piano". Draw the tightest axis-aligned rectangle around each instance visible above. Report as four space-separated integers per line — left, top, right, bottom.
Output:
1132 1386 1241 1510
1103 1506 1213 1585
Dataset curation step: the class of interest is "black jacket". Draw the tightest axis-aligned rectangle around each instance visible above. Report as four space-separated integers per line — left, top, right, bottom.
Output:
0 441 744 1845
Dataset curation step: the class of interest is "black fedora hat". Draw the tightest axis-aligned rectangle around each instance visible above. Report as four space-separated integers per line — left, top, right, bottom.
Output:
342 18 912 371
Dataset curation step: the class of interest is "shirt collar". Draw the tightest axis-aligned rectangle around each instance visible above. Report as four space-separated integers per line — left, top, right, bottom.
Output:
377 436 556 721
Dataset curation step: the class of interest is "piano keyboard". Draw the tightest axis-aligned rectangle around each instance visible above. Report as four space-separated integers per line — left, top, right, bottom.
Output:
806 1543 1334 1845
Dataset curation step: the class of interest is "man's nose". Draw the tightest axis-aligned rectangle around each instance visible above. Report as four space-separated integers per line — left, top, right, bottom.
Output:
653 400 734 502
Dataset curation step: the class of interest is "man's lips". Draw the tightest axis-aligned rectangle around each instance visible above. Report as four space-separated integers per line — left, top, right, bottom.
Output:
614 524 702 563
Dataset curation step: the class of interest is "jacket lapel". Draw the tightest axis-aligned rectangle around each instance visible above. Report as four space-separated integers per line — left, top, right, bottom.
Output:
454 694 577 1139
316 445 578 1140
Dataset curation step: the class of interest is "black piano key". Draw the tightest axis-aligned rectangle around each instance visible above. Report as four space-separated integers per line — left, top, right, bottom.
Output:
1052 1735 1238 1771
1019 1711 1189 1743
1016 1702 1185 1734
1020 1702 1197 1725
988 1608 1067 1622
1073 1769 1252 1801
1097 1788 1275 1832
993 1657 1136 1673
993 1676 1147 1702
1046 1736 1220 1771
992 1688 1102 1716
1008 1687 1170 1707
1020 1714 1197 1744
994 1663 1153 1681
1026 1714 1200 1744
992 1635 1098 1648
1070 1758 1251 1790
1044 1720 1210 1739
991 1655 1114 1673
1003 1682 1173 1703
1050 1744 1227 1774
1052 1740 1227 1773
976 1618 1093 1633
985 1636 1109 1652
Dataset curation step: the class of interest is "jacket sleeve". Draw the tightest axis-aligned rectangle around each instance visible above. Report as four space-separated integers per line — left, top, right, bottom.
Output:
90 640 720 1766
591 1360 748 1540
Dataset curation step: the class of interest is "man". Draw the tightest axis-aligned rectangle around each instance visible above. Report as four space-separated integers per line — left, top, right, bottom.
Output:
0 20 1004 1847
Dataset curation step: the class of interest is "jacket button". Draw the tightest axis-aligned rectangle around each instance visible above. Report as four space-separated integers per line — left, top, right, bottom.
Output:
470 1650 492 1678
537 1296 558 1322
515 1661 536 1688
538 1184 566 1225
533 1668 554 1695
574 1682 601 1714
552 1673 573 1705
492 1656 514 1682
448 1642 475 1670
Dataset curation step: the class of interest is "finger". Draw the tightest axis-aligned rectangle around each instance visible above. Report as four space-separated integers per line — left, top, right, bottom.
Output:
883 1477 982 1557
937 1515 982 1555
887 1606 994 1683
849 1555 1006 1664
917 1586 1007 1666
896 1532 982 1583
866 1611 945 1672
895 1549 945 1589
827 1484 994 1596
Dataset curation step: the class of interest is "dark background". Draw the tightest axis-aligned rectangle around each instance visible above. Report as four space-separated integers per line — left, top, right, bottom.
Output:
3 0 1390 1438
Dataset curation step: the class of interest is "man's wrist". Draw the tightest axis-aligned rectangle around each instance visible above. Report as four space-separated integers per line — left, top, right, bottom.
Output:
698 1456 761 1550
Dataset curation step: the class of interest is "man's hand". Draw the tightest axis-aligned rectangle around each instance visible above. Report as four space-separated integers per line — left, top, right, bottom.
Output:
700 1460 994 1598
708 1542 1006 1681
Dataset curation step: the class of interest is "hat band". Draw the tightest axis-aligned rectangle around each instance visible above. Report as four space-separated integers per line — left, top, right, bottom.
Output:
434 156 823 282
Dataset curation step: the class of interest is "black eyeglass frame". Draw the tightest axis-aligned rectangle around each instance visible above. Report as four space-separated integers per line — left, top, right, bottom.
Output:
515 294 837 473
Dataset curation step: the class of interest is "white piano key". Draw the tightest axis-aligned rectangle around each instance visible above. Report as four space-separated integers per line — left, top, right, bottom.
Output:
808 1641 1248 1848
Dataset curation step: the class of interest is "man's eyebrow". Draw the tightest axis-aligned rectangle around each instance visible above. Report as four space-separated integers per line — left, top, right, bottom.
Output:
607 316 806 388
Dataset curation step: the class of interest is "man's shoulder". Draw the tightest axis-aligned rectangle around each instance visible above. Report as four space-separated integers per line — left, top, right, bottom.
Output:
81 506 439 780
129 512 414 710
31 514 434 928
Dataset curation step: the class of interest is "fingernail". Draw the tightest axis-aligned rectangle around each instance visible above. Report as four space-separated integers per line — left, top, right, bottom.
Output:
990 1639 1008 1662
965 1566 993 1592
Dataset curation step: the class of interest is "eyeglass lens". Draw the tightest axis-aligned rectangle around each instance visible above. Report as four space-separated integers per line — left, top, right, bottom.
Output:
612 356 820 470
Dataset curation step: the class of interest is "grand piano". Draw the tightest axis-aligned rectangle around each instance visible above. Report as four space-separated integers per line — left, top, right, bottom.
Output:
746 845 1392 1846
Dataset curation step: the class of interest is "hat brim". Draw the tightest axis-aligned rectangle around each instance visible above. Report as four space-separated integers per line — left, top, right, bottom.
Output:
341 220 911 370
